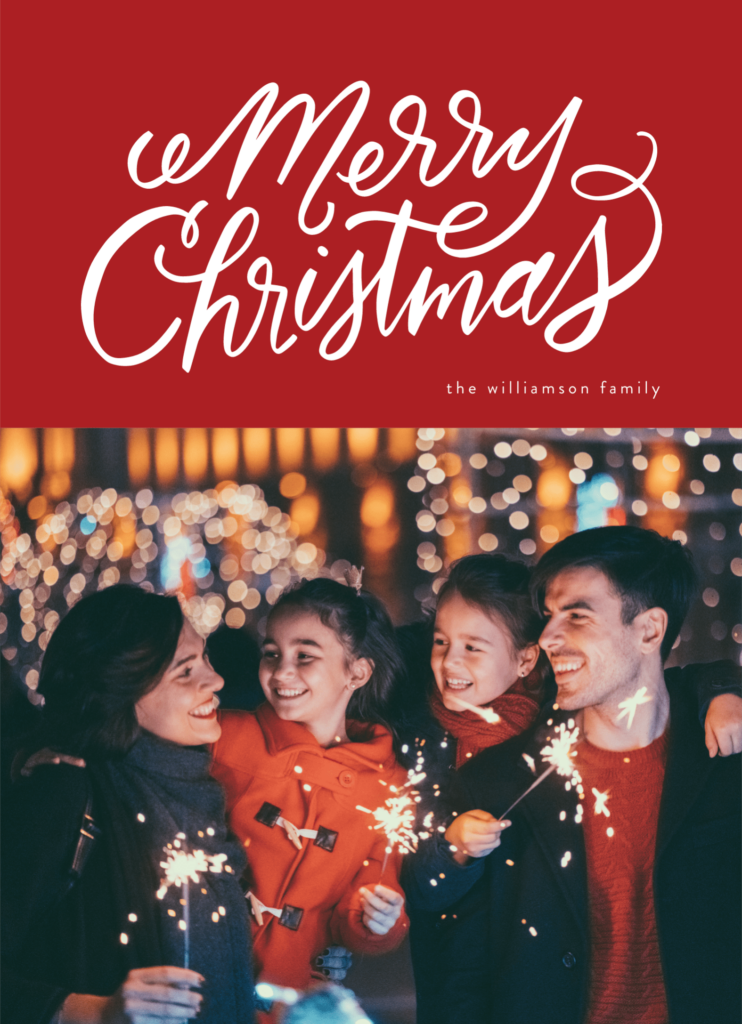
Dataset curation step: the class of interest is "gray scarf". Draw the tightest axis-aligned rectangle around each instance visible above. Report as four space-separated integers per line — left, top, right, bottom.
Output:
98 732 254 1023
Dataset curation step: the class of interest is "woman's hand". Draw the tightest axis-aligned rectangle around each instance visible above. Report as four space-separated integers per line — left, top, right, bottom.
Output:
358 884 404 936
60 968 203 1024
444 810 510 865
705 693 742 757
20 748 86 777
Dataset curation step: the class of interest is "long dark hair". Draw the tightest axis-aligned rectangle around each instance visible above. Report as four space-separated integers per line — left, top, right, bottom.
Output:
35 585 183 758
267 577 403 730
436 554 550 698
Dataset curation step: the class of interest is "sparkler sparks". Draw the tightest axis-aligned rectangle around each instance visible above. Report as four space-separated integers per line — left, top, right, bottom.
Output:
357 793 418 857
446 694 501 724
497 722 582 820
592 789 611 817
617 686 652 729
158 847 228 893
522 753 536 774
540 723 580 778
356 768 426 875
156 837 231 968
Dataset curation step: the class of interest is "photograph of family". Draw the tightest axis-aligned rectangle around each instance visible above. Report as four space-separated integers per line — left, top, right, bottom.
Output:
1 427 739 1024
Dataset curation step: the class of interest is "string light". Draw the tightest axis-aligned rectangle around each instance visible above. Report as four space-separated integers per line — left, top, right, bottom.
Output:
0 483 328 689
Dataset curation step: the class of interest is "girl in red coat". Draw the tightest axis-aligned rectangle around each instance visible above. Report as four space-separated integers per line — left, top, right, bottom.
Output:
210 573 410 1001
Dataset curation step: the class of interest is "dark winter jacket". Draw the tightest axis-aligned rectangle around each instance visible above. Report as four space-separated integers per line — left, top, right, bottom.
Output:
2 744 255 1024
2 763 160 1024
403 671 741 1024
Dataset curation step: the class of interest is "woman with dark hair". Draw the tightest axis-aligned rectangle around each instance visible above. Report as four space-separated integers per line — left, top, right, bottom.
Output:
209 573 410 1011
2 585 255 1024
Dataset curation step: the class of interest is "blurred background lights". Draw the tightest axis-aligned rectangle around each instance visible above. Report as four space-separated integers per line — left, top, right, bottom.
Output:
576 474 622 531
279 473 307 499
1 428 740 694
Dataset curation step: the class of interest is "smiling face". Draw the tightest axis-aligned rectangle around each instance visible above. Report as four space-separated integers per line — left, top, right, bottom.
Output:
135 619 224 745
538 566 655 711
259 608 371 746
431 592 538 710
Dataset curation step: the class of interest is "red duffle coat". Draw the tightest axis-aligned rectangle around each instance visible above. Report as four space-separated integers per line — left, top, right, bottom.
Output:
210 704 410 990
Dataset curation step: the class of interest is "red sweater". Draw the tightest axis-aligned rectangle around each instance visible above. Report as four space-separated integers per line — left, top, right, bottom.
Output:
578 731 670 1024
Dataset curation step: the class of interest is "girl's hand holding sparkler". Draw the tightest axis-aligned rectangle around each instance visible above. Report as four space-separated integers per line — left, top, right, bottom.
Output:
444 810 511 865
358 884 404 935
60 967 203 1024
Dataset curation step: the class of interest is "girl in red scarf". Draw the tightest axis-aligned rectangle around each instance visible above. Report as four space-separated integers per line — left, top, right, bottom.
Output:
397 555 545 1024
400 553 741 1024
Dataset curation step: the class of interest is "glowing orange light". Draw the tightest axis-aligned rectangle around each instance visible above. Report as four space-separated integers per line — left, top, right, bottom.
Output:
347 428 378 462
276 428 305 471
0 428 38 497
242 428 271 477
290 491 320 535
537 466 571 510
310 428 340 470
360 481 394 528
386 428 417 462
128 428 151 485
645 449 683 499
280 472 307 499
212 428 239 479
439 453 462 477
155 428 179 486
183 428 208 483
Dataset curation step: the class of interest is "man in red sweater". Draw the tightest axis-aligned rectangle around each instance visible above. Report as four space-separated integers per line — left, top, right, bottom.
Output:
535 536 691 1024
405 525 741 1024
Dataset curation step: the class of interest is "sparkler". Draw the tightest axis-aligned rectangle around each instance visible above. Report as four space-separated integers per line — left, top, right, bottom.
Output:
592 788 610 817
617 686 652 729
540 722 581 779
497 765 557 819
445 693 501 724
356 769 426 876
157 835 230 967
497 723 581 819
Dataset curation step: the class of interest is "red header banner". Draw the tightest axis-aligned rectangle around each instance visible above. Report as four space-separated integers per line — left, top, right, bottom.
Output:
1 1 738 425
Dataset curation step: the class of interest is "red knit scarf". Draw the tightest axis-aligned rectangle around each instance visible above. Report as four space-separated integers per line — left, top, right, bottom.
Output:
429 677 541 768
